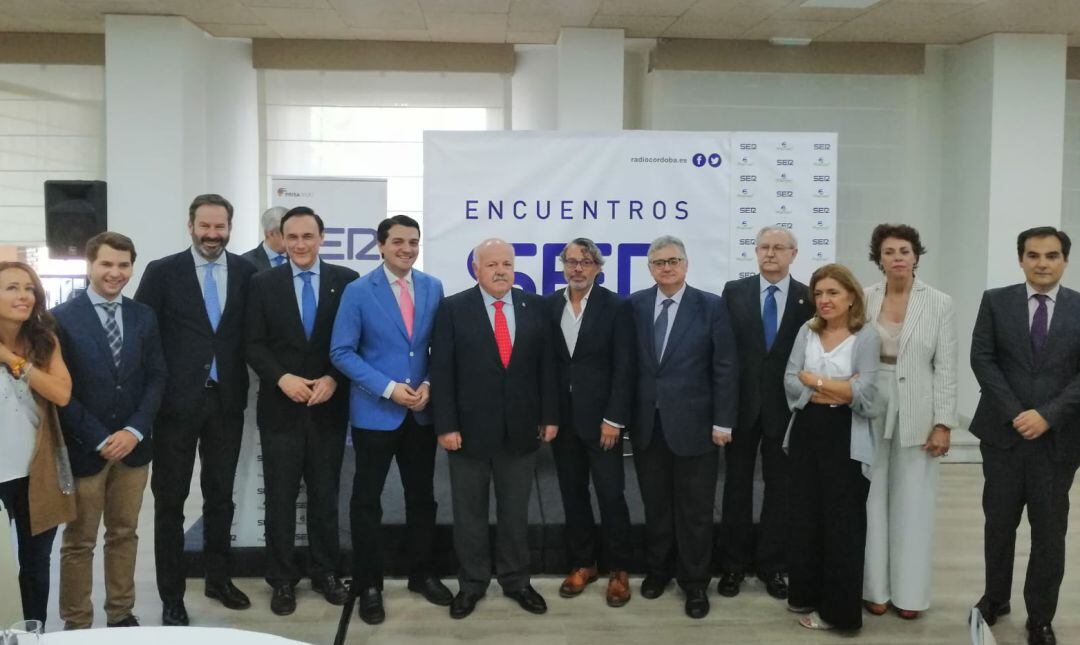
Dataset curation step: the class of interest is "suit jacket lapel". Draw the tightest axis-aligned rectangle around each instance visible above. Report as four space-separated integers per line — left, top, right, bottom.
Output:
550 290 572 362
746 278 767 354
636 286 660 368
773 280 807 355
1010 284 1036 368
179 251 214 333
660 286 697 369
275 266 307 344
75 294 118 377
471 286 505 370
311 262 340 344
898 281 928 355
412 272 429 346
118 297 139 378
222 253 245 323
573 287 604 359
1038 287 1071 366
372 267 410 342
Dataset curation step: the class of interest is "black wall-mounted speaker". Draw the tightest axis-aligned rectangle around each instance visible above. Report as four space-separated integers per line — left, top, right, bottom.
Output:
44 180 107 259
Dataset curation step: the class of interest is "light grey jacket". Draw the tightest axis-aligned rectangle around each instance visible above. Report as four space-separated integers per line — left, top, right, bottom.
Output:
864 279 959 447
783 322 881 477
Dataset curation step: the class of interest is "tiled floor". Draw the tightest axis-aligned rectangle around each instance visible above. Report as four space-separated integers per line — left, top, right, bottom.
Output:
42 464 1079 644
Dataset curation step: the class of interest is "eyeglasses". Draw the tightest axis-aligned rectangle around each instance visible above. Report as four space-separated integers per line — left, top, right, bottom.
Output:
649 257 685 268
756 244 793 254
560 259 596 269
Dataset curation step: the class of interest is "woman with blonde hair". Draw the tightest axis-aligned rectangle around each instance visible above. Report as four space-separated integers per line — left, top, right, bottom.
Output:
862 224 957 620
784 263 880 632
0 261 75 624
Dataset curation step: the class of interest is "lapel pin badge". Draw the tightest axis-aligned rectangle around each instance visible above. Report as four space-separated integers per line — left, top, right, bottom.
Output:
798 298 805 305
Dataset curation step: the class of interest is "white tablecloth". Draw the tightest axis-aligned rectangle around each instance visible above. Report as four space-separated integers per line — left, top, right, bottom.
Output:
42 627 308 645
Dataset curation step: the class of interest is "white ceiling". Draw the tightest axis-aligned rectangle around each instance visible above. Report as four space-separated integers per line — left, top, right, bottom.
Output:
1 0 1078 46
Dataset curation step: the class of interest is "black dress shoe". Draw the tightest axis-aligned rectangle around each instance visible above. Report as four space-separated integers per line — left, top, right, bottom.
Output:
641 574 672 600
270 584 297 616
162 600 189 626
357 587 385 625
312 574 349 606
504 585 547 615
205 580 251 610
107 615 140 628
685 588 710 619
760 572 788 600
716 572 744 598
408 576 454 607
973 596 1011 626
449 591 484 619
1027 619 1056 645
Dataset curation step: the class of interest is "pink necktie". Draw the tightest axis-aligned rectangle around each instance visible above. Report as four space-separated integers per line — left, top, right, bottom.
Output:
396 278 414 339
493 300 512 368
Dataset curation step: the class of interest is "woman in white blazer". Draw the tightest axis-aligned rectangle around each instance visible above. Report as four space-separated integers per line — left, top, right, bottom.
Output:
862 224 958 620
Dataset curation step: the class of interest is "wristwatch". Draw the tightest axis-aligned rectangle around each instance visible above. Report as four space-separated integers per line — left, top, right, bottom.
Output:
816 378 823 390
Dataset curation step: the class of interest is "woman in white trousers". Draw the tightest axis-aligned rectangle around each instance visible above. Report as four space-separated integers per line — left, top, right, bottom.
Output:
862 224 958 619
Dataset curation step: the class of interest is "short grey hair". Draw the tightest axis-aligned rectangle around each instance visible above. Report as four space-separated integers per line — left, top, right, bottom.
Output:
647 235 687 260
559 238 605 266
260 206 287 235
756 225 798 249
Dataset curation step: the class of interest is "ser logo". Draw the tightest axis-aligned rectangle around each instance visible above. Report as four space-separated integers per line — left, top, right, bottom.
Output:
814 143 832 151
814 219 831 229
777 159 795 166
775 222 793 229
738 187 753 198
812 207 831 214
739 143 758 150
738 155 753 166
813 175 831 182
739 175 757 182
738 238 756 246
814 188 829 197
776 190 793 198
812 239 831 246
737 219 753 229
739 207 757 214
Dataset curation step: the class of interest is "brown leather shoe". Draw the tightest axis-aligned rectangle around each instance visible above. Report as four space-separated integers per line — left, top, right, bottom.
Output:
606 570 631 608
559 566 599 598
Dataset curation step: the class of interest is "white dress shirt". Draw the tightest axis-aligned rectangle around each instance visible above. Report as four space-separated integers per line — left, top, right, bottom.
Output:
191 246 228 310
481 287 516 344
560 285 592 357
291 260 321 310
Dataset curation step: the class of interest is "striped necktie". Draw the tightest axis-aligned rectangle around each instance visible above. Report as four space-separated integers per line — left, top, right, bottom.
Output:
100 301 122 368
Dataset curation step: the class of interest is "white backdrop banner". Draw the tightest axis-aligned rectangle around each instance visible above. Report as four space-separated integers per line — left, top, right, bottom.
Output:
424 130 837 296
231 176 386 548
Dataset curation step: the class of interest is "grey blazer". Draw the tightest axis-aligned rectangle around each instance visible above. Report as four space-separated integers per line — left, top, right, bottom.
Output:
784 322 881 476
864 279 959 447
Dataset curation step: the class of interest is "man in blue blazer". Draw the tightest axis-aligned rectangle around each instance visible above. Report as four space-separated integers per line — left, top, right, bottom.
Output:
629 235 738 620
53 232 167 629
330 215 449 624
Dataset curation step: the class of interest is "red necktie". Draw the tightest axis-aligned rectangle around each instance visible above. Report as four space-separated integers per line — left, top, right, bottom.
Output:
493 300 512 368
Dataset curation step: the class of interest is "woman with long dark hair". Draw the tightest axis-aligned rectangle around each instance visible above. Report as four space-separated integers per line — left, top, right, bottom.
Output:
0 261 75 624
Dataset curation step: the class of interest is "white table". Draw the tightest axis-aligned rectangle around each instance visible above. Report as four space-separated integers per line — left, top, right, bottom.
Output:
42 627 308 645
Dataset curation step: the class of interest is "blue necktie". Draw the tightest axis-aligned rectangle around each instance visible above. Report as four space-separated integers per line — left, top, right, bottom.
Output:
203 262 221 381
654 298 674 362
300 271 316 340
763 284 779 351
272 254 286 267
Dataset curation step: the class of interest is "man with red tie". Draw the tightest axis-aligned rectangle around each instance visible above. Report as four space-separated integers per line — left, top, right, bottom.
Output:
330 215 450 625
430 238 559 619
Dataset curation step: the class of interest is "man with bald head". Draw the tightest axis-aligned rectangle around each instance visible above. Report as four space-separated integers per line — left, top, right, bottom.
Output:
430 238 559 619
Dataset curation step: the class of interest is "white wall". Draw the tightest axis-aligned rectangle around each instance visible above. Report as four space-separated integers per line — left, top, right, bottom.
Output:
1064 79 1080 235
642 54 947 291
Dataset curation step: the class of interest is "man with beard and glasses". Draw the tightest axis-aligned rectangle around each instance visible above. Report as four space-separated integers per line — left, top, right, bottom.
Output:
135 194 257 626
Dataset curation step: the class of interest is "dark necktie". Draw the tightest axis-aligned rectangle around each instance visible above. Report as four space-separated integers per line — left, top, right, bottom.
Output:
100 301 122 368
1031 293 1049 353
654 298 675 361
763 284 779 351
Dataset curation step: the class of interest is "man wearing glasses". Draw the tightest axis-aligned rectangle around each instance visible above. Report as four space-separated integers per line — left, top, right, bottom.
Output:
628 235 739 619
546 238 636 607
717 226 813 601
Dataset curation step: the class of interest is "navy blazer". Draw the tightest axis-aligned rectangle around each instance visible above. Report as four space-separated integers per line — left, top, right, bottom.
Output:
546 285 636 441
431 286 559 458
134 249 256 416
246 261 358 433
971 283 1080 462
53 292 167 477
629 284 739 457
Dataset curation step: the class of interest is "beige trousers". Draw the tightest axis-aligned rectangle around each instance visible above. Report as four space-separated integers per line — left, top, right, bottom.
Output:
59 460 148 629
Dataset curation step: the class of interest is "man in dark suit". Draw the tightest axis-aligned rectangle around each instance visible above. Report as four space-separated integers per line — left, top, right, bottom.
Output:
546 238 635 607
134 193 257 626
241 206 287 272
629 235 738 620
970 226 1080 645
430 238 558 619
54 232 167 630
718 226 813 600
330 215 450 625
246 206 357 616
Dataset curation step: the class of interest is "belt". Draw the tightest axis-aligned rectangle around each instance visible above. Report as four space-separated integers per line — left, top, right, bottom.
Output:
879 356 897 365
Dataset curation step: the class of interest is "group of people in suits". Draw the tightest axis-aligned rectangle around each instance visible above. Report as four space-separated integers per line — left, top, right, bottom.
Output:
0 190 1074 644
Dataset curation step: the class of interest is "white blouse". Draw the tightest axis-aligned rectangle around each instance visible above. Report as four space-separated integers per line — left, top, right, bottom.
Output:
804 332 856 381
0 369 40 484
